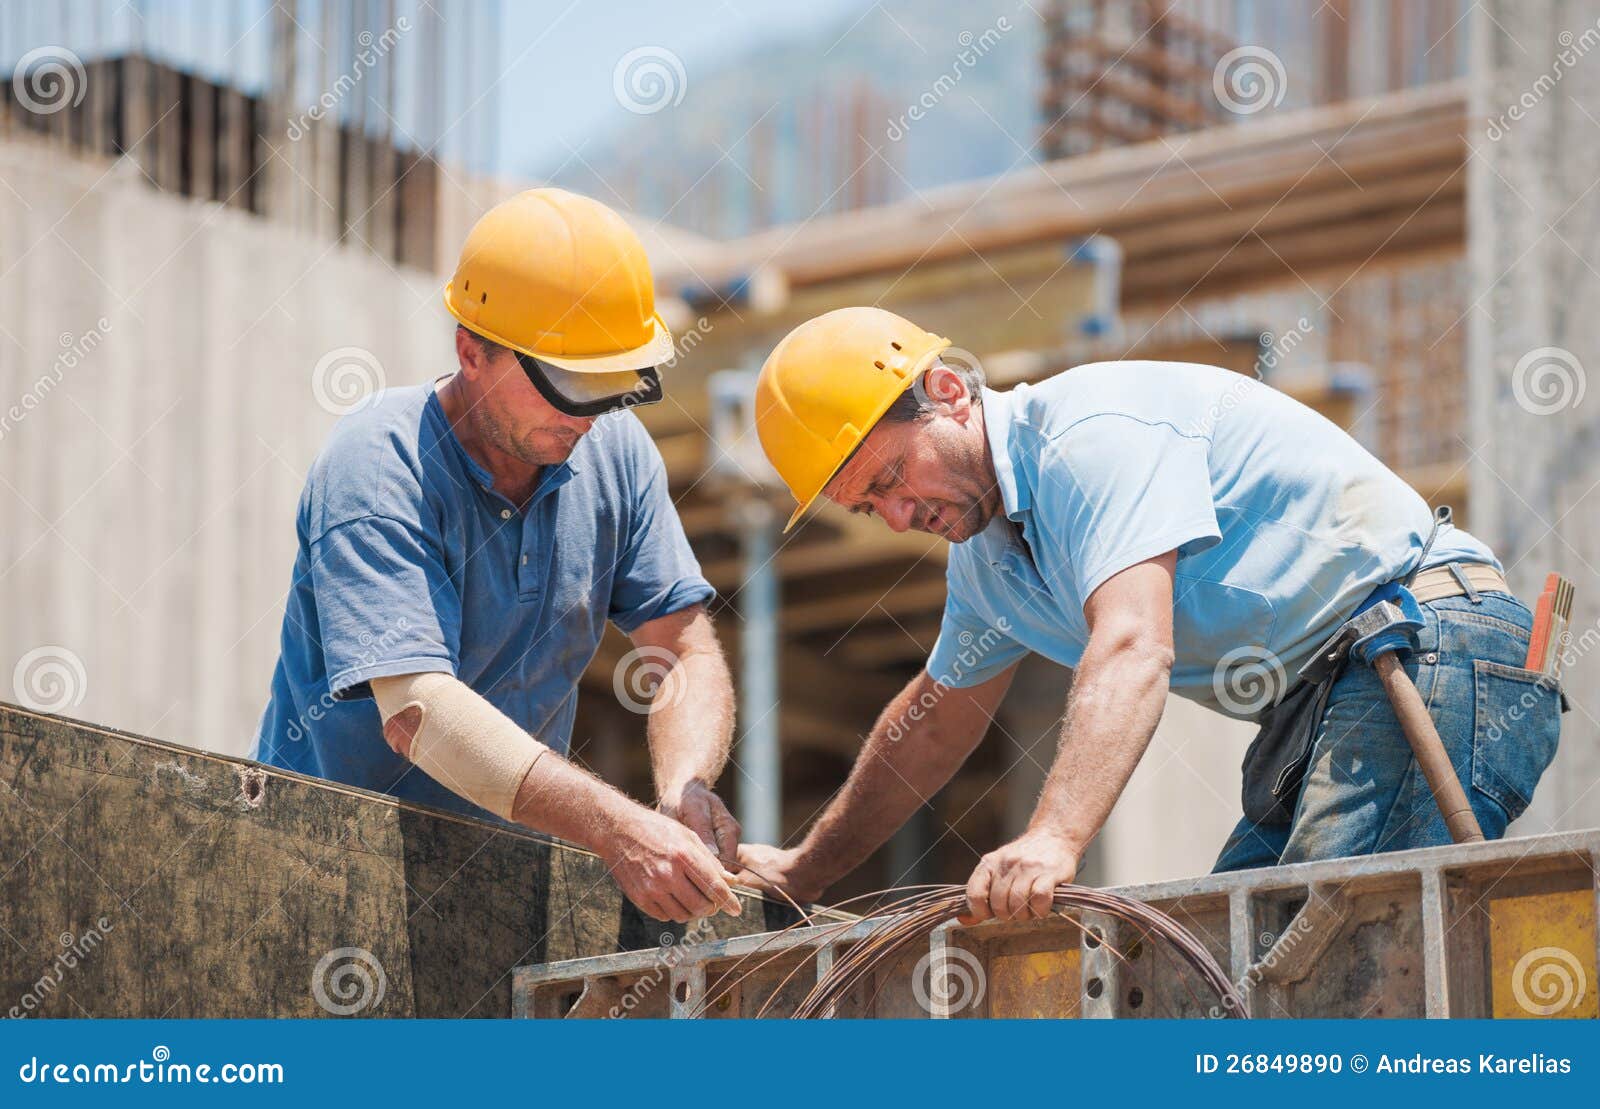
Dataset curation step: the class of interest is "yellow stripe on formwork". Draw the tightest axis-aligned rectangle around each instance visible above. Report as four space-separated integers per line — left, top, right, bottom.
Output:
988 948 1083 1019
1489 889 1597 1019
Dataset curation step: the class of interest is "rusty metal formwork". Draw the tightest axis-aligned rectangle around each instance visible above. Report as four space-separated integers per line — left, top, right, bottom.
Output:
514 830 1600 1019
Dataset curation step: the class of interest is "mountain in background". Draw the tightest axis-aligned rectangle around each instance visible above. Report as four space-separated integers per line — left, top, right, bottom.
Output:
537 0 1043 238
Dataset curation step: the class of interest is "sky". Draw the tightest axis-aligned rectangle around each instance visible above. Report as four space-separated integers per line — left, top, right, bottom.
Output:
495 0 871 175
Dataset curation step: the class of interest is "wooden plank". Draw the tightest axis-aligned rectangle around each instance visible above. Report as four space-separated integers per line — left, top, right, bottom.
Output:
659 84 1465 292
0 705 803 1018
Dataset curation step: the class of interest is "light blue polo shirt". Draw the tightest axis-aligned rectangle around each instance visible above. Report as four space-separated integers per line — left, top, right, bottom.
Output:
926 362 1495 715
252 383 713 819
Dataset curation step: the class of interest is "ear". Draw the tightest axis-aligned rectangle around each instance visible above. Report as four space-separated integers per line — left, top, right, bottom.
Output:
454 326 486 379
921 364 971 411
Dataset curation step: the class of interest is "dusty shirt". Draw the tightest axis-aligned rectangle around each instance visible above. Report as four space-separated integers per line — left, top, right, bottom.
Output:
926 364 1495 715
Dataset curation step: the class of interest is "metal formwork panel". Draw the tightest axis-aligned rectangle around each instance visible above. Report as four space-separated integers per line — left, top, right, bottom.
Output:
512 831 1600 1020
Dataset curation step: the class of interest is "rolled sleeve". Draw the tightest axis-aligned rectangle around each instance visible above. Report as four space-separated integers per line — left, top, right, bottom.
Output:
308 514 462 699
608 453 715 633
926 583 1029 688
1038 415 1221 600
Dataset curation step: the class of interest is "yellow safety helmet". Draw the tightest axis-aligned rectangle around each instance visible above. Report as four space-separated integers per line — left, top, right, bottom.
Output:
755 307 951 532
443 188 674 415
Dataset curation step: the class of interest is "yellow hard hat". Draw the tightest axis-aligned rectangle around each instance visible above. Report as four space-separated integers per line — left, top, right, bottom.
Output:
443 188 675 403
755 307 951 532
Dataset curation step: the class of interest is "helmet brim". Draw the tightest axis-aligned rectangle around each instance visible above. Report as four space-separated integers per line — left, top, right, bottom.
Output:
780 338 951 533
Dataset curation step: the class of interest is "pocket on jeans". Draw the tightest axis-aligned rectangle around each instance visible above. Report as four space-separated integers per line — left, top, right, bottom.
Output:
1471 660 1561 821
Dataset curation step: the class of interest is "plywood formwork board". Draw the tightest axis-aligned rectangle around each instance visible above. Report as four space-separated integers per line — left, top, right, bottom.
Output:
0 705 809 1018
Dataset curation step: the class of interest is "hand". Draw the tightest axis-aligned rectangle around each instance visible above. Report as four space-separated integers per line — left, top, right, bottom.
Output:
657 778 740 867
960 829 1080 925
600 808 743 924
732 843 825 906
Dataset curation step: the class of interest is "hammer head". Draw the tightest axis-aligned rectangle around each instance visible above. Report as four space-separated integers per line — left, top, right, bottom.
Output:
1349 586 1425 665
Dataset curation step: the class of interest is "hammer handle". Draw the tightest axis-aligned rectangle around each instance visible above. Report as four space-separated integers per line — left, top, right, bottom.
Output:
1374 652 1485 844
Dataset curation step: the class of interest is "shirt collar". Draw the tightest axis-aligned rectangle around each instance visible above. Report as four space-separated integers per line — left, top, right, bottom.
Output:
980 385 1030 521
425 382 581 498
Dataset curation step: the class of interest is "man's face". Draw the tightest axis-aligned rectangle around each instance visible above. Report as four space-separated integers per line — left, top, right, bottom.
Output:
461 342 596 466
822 371 1001 543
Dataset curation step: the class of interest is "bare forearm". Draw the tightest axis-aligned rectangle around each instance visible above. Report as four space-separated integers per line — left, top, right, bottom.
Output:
797 668 1013 889
1029 640 1171 853
647 645 734 794
510 746 643 854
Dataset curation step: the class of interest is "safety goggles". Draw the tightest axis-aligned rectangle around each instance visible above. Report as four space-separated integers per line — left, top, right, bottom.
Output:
516 353 663 418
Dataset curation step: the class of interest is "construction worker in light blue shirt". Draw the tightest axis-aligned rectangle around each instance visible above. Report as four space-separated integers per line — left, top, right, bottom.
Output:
734 307 1560 922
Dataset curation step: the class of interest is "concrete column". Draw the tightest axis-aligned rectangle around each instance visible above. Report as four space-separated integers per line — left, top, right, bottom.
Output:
1469 3 1600 834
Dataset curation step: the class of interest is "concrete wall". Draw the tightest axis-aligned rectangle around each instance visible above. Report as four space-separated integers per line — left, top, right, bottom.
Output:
1469 3 1600 835
0 140 449 757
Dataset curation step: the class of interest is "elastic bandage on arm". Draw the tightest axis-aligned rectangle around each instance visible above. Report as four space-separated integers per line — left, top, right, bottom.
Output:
370 672 545 821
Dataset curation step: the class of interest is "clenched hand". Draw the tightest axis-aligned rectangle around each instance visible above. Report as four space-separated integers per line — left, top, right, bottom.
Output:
657 778 741 867
602 808 742 923
960 828 1080 925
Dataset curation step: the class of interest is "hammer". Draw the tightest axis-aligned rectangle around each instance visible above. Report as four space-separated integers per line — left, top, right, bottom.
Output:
1347 588 1485 844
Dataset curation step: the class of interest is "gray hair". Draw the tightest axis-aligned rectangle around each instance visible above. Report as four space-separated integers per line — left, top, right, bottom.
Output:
878 355 985 424
457 324 509 360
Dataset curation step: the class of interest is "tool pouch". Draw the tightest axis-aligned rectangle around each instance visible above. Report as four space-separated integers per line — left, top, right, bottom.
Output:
1238 667 1342 825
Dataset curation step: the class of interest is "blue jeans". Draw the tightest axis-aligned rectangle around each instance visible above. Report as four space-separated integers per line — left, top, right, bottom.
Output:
1214 592 1562 872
